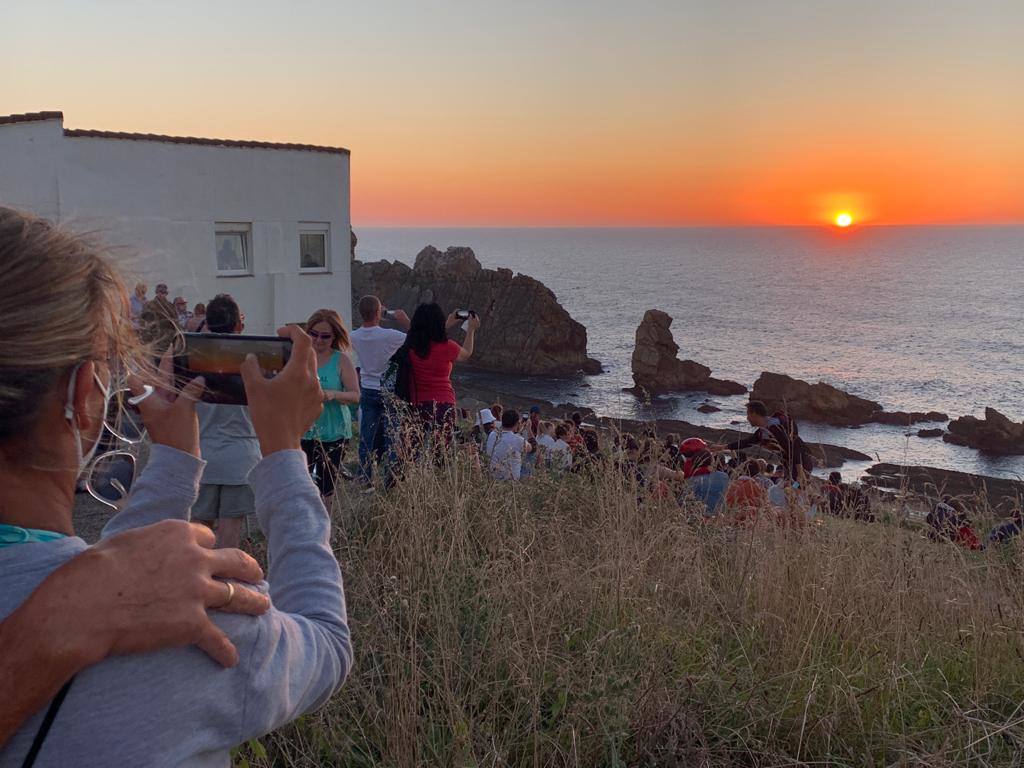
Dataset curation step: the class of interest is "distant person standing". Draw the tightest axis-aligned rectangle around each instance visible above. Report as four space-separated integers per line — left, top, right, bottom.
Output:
349 296 410 481
193 295 261 549
302 309 361 502
405 302 480 443
129 282 148 324
173 296 191 326
140 283 180 351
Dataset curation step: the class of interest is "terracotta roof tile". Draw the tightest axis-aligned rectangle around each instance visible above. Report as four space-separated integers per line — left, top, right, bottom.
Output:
63 128 349 156
0 110 349 155
0 111 64 126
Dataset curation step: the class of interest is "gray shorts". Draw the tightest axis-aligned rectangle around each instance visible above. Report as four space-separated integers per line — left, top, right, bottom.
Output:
192 484 255 521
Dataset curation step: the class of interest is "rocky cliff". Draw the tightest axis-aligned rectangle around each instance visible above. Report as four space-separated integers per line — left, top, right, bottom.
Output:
629 310 746 396
350 246 601 376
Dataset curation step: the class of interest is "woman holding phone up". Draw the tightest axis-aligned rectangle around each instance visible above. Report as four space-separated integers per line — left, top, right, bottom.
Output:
405 303 481 444
0 207 351 767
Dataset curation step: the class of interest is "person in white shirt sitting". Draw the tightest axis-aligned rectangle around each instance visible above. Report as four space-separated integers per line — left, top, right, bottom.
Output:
547 423 574 472
484 410 534 481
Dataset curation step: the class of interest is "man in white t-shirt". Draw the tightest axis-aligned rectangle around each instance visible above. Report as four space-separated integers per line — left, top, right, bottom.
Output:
349 295 410 481
485 410 534 481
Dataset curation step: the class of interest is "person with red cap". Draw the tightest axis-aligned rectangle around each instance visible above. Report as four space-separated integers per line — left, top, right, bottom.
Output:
678 437 708 479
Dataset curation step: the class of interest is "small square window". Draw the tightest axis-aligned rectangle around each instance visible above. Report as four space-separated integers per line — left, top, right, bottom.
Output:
299 224 330 273
215 223 252 276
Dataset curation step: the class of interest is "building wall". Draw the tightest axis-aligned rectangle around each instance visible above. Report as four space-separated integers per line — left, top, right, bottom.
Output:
0 116 351 333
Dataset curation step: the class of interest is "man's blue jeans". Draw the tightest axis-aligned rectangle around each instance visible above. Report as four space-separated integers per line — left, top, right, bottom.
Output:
358 388 385 481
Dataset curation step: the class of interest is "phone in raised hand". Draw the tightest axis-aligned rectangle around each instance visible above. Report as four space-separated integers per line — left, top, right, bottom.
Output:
174 333 292 405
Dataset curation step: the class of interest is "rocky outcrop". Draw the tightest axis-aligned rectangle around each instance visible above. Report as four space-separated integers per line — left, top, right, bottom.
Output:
944 409 1024 455
629 310 746 397
351 246 601 376
751 372 950 428
871 410 948 426
863 463 1024 507
751 372 881 426
918 428 945 439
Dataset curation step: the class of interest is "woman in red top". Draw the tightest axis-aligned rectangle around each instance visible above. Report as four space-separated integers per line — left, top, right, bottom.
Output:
406 302 480 443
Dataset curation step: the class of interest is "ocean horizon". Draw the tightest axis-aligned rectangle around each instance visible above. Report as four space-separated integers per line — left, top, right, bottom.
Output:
357 225 1024 480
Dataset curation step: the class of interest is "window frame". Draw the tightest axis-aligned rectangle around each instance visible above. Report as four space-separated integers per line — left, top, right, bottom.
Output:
298 223 331 274
214 222 253 277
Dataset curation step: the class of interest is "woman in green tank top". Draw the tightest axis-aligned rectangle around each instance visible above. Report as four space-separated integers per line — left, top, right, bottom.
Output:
301 309 360 501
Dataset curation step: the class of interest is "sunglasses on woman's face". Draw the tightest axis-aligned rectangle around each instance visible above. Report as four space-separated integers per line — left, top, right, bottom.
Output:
308 331 334 342
85 385 150 510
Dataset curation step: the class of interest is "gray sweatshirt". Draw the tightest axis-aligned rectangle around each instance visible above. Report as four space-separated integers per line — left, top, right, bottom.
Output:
0 445 352 768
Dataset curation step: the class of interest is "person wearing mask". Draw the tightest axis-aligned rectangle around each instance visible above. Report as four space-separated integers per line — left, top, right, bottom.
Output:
303 308 361 502
192 295 261 549
0 207 350 765
405 302 480 443
349 296 410 482
484 410 534 480
185 301 206 332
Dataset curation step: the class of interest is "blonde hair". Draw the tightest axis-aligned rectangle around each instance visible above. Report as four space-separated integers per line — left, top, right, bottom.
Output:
0 207 143 448
306 308 351 352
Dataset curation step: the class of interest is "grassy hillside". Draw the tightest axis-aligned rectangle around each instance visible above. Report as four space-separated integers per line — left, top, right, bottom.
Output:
236 455 1024 767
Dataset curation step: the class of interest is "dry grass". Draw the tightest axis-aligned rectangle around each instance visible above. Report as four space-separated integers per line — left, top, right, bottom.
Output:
236 452 1024 767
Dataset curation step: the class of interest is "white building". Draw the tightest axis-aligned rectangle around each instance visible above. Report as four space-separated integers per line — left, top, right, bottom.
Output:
0 110 352 332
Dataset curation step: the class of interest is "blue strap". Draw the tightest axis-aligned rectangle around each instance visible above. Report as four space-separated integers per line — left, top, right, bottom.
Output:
0 523 67 548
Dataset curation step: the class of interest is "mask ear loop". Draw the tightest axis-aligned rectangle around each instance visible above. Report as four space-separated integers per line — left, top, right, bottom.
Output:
64 362 84 423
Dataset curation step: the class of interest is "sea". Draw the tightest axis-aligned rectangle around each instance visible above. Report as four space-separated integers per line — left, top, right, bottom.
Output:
357 226 1024 480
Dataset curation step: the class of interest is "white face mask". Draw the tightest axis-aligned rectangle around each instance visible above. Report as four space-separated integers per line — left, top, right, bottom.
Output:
64 363 113 476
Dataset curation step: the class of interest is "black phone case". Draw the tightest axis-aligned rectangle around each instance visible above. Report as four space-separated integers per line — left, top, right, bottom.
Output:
174 333 292 405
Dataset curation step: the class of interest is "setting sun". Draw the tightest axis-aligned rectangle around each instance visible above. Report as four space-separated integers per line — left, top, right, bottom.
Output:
835 212 853 228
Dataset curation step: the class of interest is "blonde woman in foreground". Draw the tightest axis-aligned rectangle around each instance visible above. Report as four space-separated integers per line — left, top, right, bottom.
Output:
0 207 351 767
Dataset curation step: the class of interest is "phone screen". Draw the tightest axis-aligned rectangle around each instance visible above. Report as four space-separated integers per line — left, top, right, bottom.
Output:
175 333 291 405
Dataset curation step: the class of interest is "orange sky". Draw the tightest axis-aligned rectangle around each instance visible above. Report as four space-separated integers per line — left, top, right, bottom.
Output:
3 1 1022 226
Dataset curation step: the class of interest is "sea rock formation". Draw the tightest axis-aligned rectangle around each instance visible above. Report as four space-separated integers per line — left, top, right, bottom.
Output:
871 410 949 426
350 246 601 376
751 372 950 428
629 310 746 396
863 463 1024 507
917 428 945 439
751 372 881 426
944 409 1024 455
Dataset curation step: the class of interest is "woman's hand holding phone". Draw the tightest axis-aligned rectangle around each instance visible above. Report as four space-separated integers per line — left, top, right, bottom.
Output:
241 326 323 457
128 353 205 457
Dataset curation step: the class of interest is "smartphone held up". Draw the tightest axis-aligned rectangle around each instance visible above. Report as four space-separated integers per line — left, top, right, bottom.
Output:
174 333 292 405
